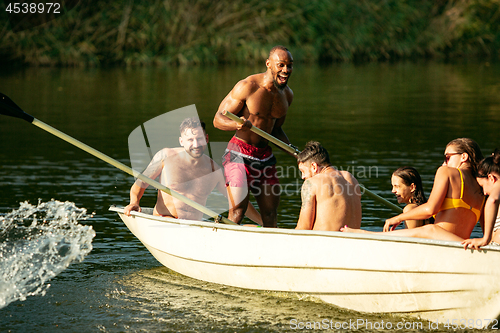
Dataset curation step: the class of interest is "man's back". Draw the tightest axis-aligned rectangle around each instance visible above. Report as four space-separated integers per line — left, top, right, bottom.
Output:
309 169 361 231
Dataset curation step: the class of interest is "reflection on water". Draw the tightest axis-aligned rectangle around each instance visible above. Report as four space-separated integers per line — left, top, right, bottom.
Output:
115 267 433 332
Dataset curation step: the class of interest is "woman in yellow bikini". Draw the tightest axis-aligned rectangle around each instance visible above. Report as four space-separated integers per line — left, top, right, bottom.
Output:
342 138 484 243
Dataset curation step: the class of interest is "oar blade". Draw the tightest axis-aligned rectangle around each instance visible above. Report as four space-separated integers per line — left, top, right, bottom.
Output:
0 92 34 123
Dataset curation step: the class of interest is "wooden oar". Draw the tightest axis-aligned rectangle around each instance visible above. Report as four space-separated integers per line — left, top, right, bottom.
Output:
223 110 403 213
222 110 300 155
0 93 237 225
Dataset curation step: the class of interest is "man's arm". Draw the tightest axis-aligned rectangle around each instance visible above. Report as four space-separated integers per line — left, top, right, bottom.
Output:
124 149 165 216
271 114 299 158
124 183 147 216
271 114 291 145
270 86 294 145
271 86 294 155
213 80 253 131
296 179 316 230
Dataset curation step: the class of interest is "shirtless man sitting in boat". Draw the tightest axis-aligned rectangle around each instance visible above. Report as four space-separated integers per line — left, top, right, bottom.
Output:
295 141 362 231
124 117 261 223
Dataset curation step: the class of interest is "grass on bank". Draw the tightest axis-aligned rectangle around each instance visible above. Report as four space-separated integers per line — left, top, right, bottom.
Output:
0 0 499 67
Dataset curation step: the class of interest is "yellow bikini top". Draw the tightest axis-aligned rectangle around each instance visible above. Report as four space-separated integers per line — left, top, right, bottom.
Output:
437 168 483 221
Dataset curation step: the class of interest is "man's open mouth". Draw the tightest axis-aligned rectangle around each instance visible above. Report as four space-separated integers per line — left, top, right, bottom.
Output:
277 73 288 82
191 148 203 155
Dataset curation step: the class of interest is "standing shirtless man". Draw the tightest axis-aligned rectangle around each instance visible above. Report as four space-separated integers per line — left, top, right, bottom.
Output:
295 141 362 231
213 45 294 227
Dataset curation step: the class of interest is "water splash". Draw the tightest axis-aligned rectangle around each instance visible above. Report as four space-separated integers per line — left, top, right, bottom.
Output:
0 200 95 308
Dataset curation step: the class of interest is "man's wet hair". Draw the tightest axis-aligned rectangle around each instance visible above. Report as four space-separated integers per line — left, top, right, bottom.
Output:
297 141 330 166
269 45 290 58
179 117 206 135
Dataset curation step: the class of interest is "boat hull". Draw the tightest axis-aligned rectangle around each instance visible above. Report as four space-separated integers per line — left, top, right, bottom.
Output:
110 206 500 326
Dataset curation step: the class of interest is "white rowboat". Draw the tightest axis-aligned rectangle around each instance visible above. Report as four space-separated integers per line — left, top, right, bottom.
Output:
110 206 500 327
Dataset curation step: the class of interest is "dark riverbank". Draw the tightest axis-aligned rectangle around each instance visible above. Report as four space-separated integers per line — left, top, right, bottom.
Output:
1 0 499 67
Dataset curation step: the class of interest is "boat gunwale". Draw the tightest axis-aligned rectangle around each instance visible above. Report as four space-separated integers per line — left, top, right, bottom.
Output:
109 205 500 252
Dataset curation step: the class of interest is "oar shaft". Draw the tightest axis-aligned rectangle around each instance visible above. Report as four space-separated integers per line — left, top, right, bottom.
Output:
222 110 299 155
31 119 237 225
222 111 402 214
358 184 402 213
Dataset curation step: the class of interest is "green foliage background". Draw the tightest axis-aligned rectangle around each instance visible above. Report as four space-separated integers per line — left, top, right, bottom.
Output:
1 0 499 66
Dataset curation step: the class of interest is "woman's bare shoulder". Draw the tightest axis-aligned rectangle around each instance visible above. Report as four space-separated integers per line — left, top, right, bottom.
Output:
403 203 418 213
435 165 457 179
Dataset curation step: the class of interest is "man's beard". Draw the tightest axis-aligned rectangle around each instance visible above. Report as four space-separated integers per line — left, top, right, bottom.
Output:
187 146 205 158
272 69 288 90
273 79 287 90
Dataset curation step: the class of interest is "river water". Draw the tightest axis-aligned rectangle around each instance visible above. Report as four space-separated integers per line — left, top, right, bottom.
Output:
0 62 499 332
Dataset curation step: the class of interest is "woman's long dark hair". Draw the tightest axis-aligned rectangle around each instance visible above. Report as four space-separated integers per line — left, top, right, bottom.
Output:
477 148 500 176
393 166 434 224
446 138 484 176
392 166 427 205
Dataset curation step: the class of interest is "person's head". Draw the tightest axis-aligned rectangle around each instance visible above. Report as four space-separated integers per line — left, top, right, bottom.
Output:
391 166 427 205
476 148 500 195
443 138 483 176
179 117 208 158
266 45 293 90
297 141 330 179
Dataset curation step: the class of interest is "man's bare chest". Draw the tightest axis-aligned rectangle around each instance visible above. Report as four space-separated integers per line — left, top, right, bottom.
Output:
162 162 217 194
246 88 289 119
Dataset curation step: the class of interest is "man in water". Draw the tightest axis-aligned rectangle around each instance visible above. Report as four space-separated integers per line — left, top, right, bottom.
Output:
124 117 261 223
295 141 362 231
213 45 294 227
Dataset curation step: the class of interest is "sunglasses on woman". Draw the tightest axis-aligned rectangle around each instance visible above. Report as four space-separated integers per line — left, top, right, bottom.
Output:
444 152 461 163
